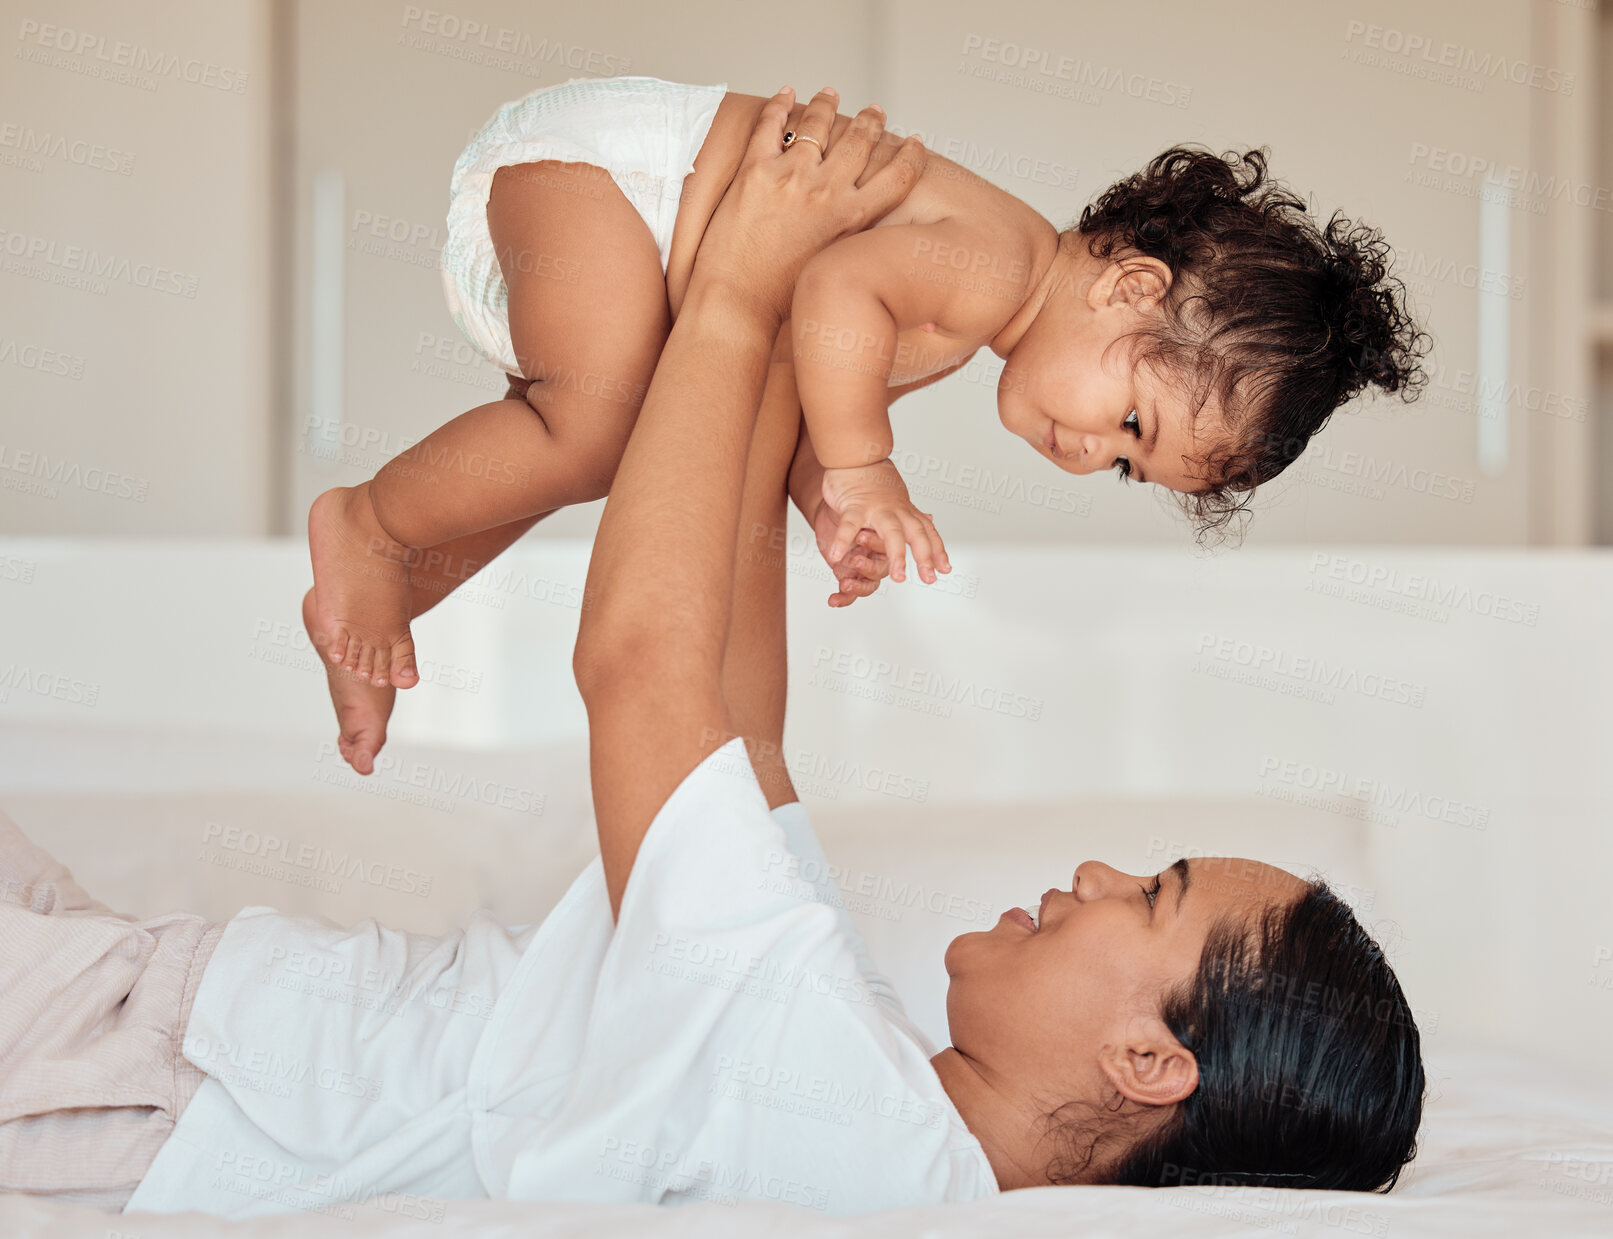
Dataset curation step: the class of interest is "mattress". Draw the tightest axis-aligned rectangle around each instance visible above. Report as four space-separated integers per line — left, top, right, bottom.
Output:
2 540 1610 1233
1 1047 1607 1234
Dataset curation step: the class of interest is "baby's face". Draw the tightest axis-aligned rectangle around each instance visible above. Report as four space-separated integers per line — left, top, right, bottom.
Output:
996 257 1218 494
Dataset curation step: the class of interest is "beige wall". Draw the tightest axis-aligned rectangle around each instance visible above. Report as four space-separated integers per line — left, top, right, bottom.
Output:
0 0 275 534
1597 7 1613 545
882 0 1542 546
2 0 1602 544
284 0 886 542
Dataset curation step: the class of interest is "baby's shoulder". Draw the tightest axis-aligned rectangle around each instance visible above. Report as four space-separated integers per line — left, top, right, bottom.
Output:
878 176 1053 333
906 146 1048 232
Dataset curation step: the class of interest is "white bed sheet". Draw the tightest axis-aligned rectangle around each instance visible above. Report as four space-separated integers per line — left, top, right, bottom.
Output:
0 1048 1606 1235
1 722 1609 1236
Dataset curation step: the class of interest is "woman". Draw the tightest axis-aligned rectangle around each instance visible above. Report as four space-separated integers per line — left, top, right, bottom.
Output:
2 89 1422 1218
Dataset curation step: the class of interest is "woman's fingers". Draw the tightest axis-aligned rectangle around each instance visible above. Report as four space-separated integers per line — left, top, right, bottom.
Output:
825 534 888 606
701 87 922 314
850 528 889 573
786 87 839 156
852 133 927 228
826 104 886 176
841 546 876 578
830 565 880 605
832 574 879 607
745 87 796 163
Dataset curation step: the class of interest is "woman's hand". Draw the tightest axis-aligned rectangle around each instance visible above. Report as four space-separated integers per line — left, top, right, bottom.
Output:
688 87 927 324
822 459 950 585
812 502 888 607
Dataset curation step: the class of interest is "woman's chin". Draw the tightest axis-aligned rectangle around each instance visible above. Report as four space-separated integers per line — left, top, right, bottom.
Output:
942 929 989 976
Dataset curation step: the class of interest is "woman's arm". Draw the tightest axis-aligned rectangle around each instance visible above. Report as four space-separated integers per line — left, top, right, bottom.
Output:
571 88 926 919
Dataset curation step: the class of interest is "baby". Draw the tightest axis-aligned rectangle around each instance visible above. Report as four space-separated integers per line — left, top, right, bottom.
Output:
305 77 1428 773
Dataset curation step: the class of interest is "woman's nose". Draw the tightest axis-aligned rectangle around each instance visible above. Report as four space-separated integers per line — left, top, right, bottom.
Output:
1073 860 1124 901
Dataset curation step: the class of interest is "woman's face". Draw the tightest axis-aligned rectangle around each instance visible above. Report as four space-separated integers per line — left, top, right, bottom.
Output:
944 857 1309 1101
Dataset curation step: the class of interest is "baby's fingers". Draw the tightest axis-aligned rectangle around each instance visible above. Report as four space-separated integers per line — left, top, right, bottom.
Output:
874 514 908 583
919 511 951 575
827 512 865 564
901 514 941 584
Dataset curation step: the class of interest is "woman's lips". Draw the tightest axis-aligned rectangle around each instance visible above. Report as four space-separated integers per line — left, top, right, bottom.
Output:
1042 423 1063 459
1004 907 1037 933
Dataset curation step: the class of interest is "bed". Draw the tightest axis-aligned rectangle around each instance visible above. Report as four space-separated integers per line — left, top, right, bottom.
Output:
1 538 1609 1236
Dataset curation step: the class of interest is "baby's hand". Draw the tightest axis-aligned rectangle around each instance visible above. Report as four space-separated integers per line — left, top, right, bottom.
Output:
812 500 889 607
821 460 950 584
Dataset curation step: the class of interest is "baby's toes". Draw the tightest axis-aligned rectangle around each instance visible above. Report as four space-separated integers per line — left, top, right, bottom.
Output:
322 623 350 668
353 639 377 684
346 735 380 776
368 642 392 688
339 630 366 674
389 635 419 689
340 729 378 775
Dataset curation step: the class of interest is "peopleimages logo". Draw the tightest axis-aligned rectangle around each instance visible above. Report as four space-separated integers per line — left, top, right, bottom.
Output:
1344 20 1575 95
0 227 199 297
199 820 434 897
1193 632 1429 708
958 34 1193 108
14 19 251 93
1306 554 1540 627
808 646 1045 721
397 7 630 76
1257 756 1490 831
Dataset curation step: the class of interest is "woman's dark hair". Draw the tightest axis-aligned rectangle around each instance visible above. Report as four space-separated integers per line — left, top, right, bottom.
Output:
1074 145 1434 543
1047 882 1426 1192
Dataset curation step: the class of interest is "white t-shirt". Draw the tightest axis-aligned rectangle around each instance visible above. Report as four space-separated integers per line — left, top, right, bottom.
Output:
126 739 998 1218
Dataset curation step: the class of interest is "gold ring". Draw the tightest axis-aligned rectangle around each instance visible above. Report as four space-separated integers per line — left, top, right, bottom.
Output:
782 131 824 154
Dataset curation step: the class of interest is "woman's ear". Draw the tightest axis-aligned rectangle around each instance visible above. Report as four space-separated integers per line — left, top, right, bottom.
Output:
1096 1016 1199 1108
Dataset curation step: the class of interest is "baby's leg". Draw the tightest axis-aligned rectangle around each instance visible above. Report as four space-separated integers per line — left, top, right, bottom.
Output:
307 158 671 687
305 512 547 774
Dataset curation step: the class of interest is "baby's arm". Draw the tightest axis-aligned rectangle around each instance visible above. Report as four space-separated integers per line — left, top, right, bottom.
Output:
790 220 1026 582
787 418 889 607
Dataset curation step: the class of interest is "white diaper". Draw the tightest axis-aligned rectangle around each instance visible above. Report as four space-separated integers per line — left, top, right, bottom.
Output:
440 75 728 377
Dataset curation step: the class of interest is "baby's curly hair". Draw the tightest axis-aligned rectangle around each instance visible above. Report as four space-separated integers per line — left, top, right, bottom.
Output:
1075 144 1433 542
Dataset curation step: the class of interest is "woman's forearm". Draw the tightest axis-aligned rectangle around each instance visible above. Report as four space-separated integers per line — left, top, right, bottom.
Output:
573 90 925 918
788 419 826 526
574 285 784 919
580 284 781 678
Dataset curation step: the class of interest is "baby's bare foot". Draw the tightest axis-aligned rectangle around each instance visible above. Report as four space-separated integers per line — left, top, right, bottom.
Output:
303 587 395 775
307 483 419 688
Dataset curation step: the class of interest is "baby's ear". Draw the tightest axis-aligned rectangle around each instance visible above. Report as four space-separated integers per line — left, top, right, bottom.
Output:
1111 257 1172 310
